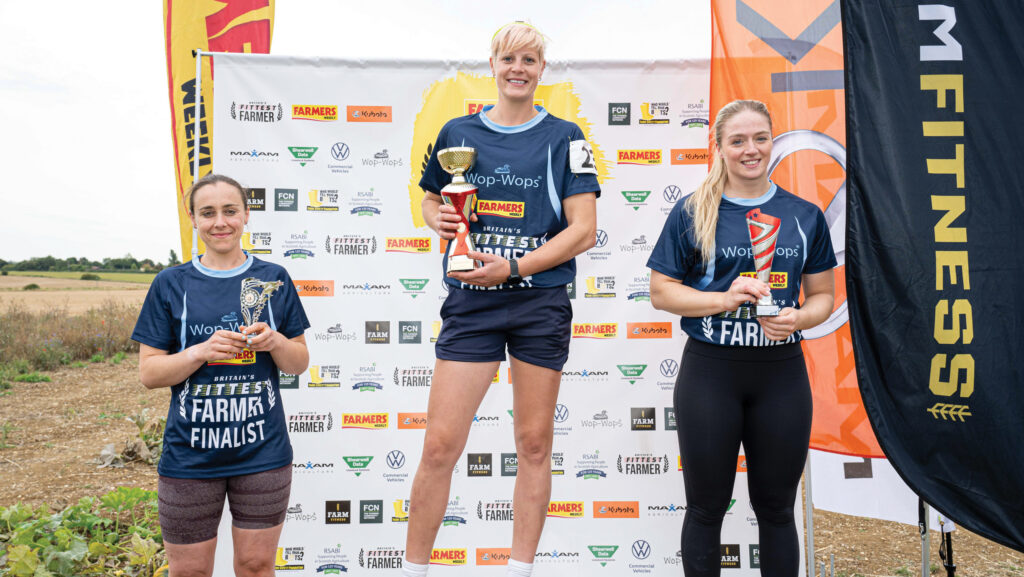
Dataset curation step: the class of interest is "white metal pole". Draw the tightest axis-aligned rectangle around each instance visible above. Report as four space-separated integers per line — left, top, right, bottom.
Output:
921 500 931 577
191 49 203 259
805 455 815 575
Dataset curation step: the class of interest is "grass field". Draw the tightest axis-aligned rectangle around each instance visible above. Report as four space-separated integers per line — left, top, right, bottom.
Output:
6 270 156 284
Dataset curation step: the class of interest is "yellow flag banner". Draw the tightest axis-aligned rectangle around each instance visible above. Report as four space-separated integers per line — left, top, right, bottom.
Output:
710 0 882 456
164 0 274 257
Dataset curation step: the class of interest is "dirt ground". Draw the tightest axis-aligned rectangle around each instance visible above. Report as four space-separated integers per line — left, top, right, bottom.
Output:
0 275 147 313
0 355 1020 577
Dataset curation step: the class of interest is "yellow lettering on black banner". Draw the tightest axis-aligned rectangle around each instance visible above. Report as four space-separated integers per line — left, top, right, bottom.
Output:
935 251 970 289
929 353 974 397
934 299 973 345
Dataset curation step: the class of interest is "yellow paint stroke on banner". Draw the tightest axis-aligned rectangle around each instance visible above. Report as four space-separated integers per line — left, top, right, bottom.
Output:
407 72 610 228
165 0 274 258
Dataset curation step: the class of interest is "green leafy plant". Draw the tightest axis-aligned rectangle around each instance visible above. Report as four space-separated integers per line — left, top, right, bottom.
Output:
0 489 164 576
88 354 104 363
80 273 101 281
21 284 40 291
109 352 127 365
12 372 50 383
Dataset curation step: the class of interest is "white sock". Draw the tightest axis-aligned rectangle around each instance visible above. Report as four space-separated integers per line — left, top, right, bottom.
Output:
506 558 533 577
402 559 429 577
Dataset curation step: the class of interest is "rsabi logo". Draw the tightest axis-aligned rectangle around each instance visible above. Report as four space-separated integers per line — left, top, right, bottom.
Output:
660 359 679 378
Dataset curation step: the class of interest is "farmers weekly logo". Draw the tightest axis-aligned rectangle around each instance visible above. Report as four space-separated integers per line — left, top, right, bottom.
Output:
407 72 611 229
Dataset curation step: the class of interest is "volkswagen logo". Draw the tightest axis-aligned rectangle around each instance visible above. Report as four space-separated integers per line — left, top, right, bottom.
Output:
331 142 350 161
386 450 406 469
663 184 682 203
553 404 569 423
632 540 651 560
594 229 608 248
659 359 679 378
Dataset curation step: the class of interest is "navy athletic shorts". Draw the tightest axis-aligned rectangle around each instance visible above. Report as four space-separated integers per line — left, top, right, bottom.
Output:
436 286 572 371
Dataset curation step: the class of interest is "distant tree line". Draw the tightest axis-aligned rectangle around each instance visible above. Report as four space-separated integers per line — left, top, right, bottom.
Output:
0 250 181 273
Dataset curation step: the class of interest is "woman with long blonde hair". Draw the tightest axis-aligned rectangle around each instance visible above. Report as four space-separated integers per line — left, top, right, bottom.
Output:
648 100 836 576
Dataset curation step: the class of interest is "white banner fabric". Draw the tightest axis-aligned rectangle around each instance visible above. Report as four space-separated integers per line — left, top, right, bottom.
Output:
209 53 802 576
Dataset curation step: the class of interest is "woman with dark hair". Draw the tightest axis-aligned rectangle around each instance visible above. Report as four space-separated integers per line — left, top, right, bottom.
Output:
403 22 600 577
133 173 310 577
649 100 837 576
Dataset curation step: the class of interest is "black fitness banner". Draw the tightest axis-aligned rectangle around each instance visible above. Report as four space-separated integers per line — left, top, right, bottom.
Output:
843 0 1023 551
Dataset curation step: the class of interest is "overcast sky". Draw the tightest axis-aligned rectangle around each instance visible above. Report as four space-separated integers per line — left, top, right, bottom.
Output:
0 0 709 263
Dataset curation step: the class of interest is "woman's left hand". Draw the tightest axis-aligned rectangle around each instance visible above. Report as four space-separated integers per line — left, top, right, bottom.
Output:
241 322 283 352
758 307 801 341
447 251 511 288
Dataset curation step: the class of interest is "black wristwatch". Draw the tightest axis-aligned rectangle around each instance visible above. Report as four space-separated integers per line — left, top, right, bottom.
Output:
506 258 523 286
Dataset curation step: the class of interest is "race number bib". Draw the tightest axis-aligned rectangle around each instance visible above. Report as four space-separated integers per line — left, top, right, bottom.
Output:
569 139 598 175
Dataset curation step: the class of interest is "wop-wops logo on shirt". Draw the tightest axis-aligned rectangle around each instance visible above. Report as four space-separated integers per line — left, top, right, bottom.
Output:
466 162 542 191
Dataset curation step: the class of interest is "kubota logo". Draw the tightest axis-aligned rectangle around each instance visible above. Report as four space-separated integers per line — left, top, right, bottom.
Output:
293 280 334 297
347 105 392 122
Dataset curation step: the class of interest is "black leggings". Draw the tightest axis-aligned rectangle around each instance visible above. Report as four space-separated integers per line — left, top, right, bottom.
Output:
674 339 812 577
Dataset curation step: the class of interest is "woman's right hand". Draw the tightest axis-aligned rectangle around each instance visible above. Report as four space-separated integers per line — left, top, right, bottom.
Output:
188 330 247 363
720 275 771 312
434 204 477 240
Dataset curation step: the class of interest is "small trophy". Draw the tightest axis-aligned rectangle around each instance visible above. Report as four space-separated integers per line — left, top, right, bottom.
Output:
240 277 284 329
437 146 479 272
746 208 781 317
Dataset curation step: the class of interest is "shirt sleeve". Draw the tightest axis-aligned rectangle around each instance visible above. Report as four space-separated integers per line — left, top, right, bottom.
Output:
563 124 601 199
418 121 452 195
803 208 838 274
131 271 177 351
272 269 311 340
647 200 694 280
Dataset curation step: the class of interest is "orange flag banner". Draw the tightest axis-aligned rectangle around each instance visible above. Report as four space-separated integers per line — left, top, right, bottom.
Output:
164 0 275 257
710 0 882 456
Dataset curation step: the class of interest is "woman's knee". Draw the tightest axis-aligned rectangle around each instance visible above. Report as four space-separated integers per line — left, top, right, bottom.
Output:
419 432 465 471
514 430 552 467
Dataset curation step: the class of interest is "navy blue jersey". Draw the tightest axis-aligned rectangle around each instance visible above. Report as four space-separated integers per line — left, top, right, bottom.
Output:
132 255 310 478
647 183 837 346
420 106 601 290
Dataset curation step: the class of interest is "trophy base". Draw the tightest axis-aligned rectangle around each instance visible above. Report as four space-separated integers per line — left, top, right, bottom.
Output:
755 304 781 317
447 255 476 272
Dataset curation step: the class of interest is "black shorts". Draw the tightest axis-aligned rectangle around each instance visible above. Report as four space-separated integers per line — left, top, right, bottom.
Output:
435 286 572 371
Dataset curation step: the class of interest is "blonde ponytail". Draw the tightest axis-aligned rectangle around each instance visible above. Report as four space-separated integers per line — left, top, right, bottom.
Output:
685 99 773 264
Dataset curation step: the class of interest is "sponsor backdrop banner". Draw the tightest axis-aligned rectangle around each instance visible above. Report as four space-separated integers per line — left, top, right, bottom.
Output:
208 54 803 575
844 0 1024 551
711 0 882 457
164 0 274 258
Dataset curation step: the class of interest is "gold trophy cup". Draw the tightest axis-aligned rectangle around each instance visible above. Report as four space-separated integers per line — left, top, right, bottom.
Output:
437 147 479 273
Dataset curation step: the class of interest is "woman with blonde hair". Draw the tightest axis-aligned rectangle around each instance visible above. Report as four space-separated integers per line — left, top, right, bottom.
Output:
403 21 600 577
648 100 836 576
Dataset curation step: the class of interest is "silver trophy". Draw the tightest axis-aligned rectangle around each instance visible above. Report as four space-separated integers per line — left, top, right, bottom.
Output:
745 208 781 317
240 277 284 328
